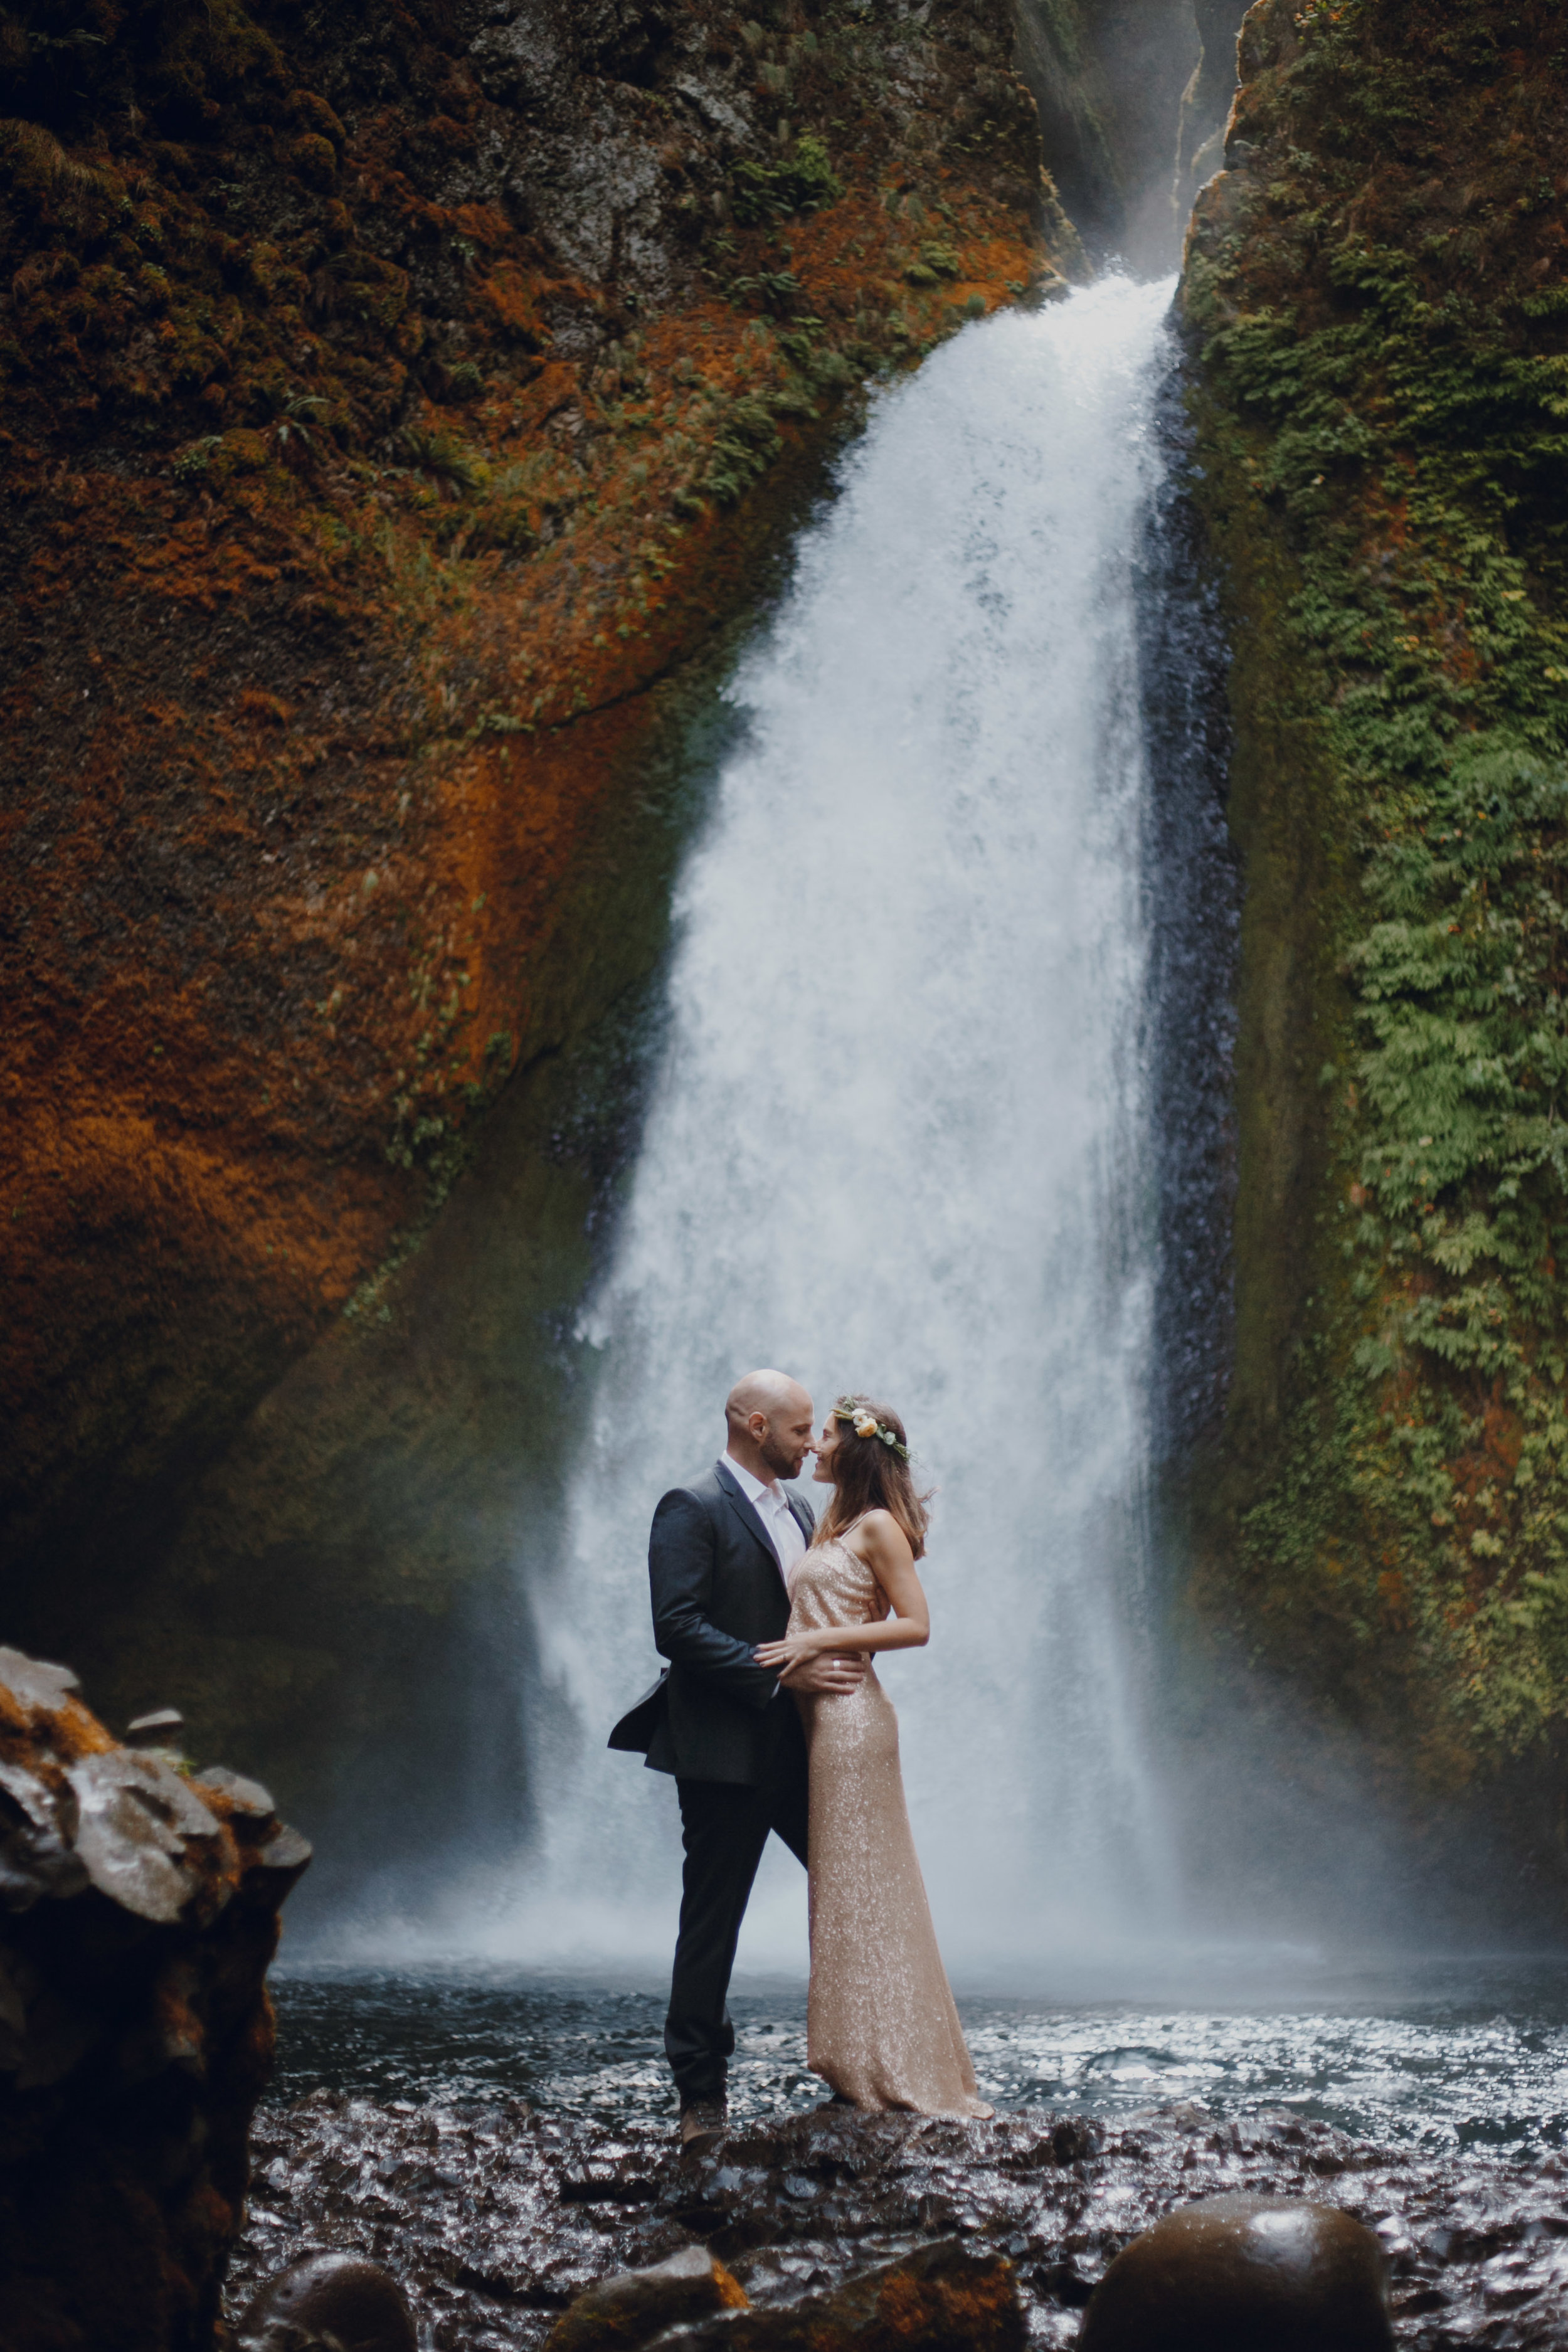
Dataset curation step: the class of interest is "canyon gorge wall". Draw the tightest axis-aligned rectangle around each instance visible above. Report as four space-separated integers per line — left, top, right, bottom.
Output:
22 0 1568 1915
1 0 1075 1859
1183 0 1568 1880
1013 0 1239 271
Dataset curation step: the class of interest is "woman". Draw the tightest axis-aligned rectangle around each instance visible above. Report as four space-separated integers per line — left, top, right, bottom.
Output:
755 1396 992 2119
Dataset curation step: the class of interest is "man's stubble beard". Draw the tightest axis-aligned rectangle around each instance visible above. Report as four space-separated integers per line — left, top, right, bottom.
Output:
761 1434 803 1480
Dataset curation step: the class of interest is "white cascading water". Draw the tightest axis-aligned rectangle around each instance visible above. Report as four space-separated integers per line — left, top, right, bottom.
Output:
486 277 1182 1975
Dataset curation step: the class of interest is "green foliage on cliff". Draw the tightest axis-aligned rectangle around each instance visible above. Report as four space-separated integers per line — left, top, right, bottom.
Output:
730 132 843 228
1185 0 1568 1776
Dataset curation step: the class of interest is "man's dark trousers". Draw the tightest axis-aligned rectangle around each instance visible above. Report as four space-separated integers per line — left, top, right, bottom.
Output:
667 1713 808 2102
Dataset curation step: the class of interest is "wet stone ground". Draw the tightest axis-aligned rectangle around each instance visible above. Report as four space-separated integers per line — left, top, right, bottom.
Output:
228 2097 1568 2348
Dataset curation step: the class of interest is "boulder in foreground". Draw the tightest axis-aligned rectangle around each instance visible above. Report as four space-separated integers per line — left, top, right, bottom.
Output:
236 2249 416 2352
0 1646 310 2352
547 2244 748 2352
553 2235 1024 2352
1080 2192 1393 2350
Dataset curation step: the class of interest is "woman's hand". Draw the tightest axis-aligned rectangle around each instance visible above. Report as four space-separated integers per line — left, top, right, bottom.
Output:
754 1631 827 1671
758 1633 869 1694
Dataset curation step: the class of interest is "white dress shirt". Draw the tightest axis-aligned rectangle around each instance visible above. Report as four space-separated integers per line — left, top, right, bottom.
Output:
721 1454 807 1589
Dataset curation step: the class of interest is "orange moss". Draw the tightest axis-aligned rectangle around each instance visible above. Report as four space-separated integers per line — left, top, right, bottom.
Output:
1 0 1061 1599
714 2262 750 2312
0 1681 115 1776
875 2263 1022 2348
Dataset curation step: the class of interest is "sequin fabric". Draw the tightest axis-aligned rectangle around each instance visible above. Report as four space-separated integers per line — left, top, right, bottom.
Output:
788 1536 992 2118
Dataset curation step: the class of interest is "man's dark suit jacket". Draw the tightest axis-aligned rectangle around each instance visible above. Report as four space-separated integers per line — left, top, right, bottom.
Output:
608 1459 815 1785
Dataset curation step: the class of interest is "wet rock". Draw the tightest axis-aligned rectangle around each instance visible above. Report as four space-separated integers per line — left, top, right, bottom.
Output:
1079 2194 1393 2351
228 2096 1568 2350
0 1754 88 1912
194 1766 278 1824
547 2243 747 2352
254 1825 315 1882
0 1647 310 2352
236 2250 418 2352
126 1708 187 1751
653 2238 1024 2352
66 1747 230 1925
0 1650 80 1714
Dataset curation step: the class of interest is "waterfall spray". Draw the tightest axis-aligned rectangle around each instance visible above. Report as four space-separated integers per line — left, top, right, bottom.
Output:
486 278 1184 1974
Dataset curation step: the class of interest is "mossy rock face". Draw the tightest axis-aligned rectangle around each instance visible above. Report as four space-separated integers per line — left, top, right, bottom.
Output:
1182 0 1568 1828
0 0 1071 1824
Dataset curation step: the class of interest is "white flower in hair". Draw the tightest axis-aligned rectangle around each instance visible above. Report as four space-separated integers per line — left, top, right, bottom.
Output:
852 1410 878 1439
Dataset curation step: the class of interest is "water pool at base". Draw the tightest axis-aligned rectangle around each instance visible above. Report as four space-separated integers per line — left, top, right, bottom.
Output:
270 1959 1568 2158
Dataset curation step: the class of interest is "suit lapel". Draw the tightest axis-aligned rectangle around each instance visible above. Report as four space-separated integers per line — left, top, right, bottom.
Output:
787 1493 814 1544
714 1460 784 1573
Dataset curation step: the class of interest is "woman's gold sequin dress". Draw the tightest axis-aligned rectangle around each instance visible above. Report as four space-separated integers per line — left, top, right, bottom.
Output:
788 1535 992 2117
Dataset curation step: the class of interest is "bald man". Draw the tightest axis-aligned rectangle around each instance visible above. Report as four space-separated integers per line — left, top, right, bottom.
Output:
609 1370 867 2148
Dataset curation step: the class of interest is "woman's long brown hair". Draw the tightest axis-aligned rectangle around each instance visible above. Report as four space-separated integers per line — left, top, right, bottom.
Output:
813 1394 930 1560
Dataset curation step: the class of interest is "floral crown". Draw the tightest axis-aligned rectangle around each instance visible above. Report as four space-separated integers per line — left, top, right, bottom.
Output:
833 1396 911 1462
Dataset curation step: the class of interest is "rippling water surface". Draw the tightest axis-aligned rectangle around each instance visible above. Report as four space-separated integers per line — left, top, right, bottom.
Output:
271 1960 1568 2157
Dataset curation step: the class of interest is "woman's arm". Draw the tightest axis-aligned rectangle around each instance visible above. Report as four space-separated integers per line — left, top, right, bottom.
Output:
755 1513 930 1671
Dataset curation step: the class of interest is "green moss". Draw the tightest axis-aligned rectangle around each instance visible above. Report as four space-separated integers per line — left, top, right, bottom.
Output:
729 131 843 228
1185 0 1568 1780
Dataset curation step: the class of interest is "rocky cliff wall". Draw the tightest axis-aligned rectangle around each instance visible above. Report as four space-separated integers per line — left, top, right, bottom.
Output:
1011 0 1248 272
1183 0 1568 1863
1 0 1068 1829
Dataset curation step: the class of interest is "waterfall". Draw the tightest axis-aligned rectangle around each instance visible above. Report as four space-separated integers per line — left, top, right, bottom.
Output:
485 277 1185 1974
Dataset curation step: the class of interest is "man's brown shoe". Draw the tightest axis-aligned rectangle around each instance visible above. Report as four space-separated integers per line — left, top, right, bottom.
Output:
677 2097 727 2153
